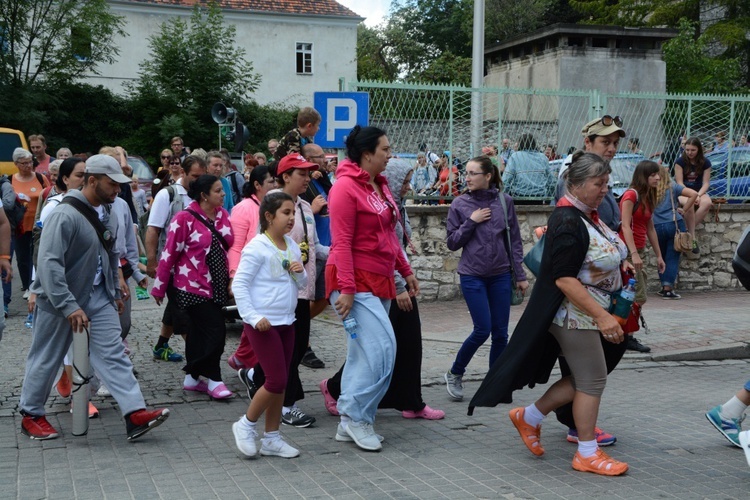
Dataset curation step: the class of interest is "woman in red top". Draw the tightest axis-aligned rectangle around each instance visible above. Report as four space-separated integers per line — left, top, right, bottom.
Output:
619 160 666 351
326 125 419 452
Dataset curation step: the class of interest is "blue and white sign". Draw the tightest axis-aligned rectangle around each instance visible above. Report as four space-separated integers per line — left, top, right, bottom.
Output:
314 92 369 148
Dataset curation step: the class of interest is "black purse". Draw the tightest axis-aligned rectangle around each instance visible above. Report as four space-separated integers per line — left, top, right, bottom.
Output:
497 192 524 305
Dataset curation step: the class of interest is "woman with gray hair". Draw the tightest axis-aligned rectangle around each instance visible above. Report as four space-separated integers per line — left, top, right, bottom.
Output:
470 152 633 477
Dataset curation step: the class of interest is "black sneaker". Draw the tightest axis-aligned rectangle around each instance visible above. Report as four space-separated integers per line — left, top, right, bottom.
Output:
301 347 325 369
626 336 651 353
238 368 258 399
692 240 700 255
660 290 681 299
281 407 316 428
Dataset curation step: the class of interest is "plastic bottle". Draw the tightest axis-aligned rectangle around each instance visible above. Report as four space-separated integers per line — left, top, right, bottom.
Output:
24 313 33 329
343 316 358 339
611 278 636 325
135 286 150 300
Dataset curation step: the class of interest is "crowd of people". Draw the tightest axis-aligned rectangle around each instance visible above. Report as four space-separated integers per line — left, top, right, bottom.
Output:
1 110 747 473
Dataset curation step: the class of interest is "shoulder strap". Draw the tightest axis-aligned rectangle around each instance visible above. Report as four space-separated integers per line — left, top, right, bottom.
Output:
497 192 517 285
35 172 45 187
60 197 114 252
185 208 229 251
229 172 240 198
166 185 176 203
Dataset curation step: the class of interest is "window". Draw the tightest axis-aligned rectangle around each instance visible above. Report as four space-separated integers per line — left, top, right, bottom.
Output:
296 42 312 74
71 26 92 62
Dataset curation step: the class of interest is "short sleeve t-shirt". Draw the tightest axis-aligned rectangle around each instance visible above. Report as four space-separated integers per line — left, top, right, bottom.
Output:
618 189 652 249
147 183 190 228
652 182 685 225
675 157 711 191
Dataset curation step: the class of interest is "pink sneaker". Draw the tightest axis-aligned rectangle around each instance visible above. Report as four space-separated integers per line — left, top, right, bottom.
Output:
319 379 339 416
402 405 445 420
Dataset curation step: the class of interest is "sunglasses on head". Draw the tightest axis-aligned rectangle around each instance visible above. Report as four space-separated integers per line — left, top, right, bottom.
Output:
599 115 623 127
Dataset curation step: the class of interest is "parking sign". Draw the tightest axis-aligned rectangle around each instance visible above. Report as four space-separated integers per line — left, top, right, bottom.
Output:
314 92 369 148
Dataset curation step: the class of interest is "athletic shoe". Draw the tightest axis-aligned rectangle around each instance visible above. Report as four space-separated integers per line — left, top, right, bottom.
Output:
231 420 258 457
56 371 72 398
126 408 170 441
22 289 30 300
260 437 300 458
739 430 750 467
705 405 743 447
281 408 316 428
238 368 258 399
345 421 382 451
97 385 111 397
444 371 464 401
70 402 99 419
509 407 544 456
21 415 59 440
572 449 628 476
319 379 339 416
566 427 616 446
152 343 183 362
402 405 445 420
3 305 8 318
301 348 325 369
692 240 700 255
658 289 681 299
335 423 384 443
625 336 651 353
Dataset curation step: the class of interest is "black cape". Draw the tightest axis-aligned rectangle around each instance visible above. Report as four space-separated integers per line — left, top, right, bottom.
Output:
468 207 592 415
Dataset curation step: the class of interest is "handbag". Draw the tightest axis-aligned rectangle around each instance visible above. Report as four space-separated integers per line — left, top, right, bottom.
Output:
497 192 524 305
523 228 546 278
669 186 693 253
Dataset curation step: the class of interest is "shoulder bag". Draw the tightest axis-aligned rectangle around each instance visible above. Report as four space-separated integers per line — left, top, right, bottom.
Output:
497 192 525 305
669 187 693 253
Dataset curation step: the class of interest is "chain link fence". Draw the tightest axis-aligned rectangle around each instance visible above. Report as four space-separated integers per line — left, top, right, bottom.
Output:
346 80 750 201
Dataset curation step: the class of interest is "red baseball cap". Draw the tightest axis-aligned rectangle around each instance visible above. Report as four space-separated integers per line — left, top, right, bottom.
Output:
276 153 319 176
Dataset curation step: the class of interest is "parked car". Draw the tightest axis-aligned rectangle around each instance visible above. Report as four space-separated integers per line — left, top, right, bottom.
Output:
0 128 28 176
551 153 645 198
127 155 155 194
705 147 750 201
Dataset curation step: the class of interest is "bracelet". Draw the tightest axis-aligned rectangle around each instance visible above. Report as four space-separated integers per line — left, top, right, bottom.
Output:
0 255 10 260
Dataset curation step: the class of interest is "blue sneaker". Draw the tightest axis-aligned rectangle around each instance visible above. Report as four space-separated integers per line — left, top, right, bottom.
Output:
706 405 744 447
567 427 616 446
153 343 183 362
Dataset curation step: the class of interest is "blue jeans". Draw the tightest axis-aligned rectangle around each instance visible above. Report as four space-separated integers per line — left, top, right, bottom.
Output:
331 291 395 425
654 220 686 287
451 273 512 375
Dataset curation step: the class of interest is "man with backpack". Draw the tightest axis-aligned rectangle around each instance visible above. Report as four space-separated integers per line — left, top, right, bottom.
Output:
145 156 206 362
0 175 21 317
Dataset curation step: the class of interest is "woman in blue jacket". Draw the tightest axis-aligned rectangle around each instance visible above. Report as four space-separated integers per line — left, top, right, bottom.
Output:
443 155 528 401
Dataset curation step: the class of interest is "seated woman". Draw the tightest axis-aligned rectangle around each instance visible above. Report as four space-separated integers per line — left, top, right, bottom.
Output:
502 134 556 201
470 152 633 477
674 137 712 255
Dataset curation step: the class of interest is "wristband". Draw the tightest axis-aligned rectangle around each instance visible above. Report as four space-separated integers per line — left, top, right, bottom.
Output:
0 255 10 260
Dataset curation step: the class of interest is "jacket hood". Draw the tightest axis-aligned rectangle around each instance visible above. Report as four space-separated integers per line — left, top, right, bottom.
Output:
337 158 389 188
466 187 499 201
384 158 413 207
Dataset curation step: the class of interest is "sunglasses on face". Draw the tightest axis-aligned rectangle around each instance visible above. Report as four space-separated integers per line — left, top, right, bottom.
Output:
161 155 171 160
170 161 181 166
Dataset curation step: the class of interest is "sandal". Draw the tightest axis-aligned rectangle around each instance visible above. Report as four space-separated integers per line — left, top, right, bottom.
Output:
402 405 445 420
207 382 233 400
572 449 628 476
509 407 544 456
183 380 209 393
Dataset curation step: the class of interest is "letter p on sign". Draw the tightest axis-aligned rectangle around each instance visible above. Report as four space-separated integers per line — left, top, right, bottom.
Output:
313 92 369 149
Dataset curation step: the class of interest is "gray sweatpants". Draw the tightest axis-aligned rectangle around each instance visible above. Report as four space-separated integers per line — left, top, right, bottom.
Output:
20 284 145 417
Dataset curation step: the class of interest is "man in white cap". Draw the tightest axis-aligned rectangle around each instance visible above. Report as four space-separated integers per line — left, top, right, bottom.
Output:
19 154 169 441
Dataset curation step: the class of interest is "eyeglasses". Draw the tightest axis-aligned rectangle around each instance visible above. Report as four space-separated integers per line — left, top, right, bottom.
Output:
161 155 171 160
169 161 181 166
465 171 487 177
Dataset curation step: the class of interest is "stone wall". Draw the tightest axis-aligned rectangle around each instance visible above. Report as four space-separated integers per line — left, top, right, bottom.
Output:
406 203 750 301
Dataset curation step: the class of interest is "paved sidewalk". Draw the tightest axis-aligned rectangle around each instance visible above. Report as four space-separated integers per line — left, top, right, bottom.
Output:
1 277 749 498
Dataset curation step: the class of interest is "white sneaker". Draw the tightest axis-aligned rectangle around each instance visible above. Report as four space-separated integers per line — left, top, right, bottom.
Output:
97 385 111 397
260 437 299 458
22 290 30 300
740 430 750 467
345 421 382 451
232 420 258 457
335 423 384 443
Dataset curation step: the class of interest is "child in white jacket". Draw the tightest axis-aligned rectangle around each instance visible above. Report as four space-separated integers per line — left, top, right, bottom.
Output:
231 192 307 459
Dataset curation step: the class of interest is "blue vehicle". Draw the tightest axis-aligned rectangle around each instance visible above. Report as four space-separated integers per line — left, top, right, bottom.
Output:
552 153 645 198
706 147 750 201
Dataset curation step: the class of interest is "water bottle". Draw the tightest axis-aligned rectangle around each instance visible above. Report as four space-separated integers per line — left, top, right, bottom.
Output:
24 313 33 329
611 278 636 325
135 286 150 300
343 316 358 339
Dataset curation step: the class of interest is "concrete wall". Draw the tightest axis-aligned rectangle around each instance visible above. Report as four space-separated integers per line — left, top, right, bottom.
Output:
85 2 358 106
407 203 750 301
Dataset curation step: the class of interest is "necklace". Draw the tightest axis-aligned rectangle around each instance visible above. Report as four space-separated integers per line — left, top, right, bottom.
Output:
264 231 292 273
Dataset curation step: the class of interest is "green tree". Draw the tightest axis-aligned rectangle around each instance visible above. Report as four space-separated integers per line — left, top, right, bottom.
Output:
0 0 125 86
126 1 261 157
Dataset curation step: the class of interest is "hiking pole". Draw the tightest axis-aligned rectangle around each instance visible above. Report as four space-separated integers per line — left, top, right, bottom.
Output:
71 325 91 436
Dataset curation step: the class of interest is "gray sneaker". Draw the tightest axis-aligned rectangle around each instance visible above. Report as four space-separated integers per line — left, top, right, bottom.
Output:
445 371 464 401
232 420 258 457
335 423 384 443
260 436 300 458
345 421 382 451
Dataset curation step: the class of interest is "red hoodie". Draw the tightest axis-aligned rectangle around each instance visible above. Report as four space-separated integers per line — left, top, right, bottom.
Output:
326 158 412 296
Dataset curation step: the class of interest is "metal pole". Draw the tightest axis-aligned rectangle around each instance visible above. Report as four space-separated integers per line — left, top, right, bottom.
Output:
470 0 485 156
71 327 90 436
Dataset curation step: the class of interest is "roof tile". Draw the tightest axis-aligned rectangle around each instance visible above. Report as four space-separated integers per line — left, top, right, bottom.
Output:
123 0 363 18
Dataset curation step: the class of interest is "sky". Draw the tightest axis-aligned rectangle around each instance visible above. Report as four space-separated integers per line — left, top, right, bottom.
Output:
337 0 392 27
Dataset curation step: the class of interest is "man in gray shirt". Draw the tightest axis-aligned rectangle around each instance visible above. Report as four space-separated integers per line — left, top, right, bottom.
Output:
19 155 170 441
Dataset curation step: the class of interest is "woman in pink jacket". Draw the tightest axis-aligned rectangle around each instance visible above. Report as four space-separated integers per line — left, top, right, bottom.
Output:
152 175 235 399
226 165 276 371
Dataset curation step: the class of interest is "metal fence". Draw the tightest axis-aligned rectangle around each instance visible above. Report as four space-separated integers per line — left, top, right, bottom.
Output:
345 79 750 201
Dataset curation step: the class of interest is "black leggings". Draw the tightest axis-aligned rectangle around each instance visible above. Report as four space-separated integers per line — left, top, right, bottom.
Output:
183 301 226 381
327 297 426 412
253 299 310 407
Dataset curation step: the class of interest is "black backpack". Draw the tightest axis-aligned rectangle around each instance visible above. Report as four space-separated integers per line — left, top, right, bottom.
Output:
732 225 750 290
